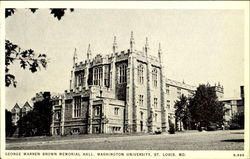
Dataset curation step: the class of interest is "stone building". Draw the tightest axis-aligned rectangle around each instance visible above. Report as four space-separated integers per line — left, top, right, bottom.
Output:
11 102 32 126
219 85 245 125
50 32 196 135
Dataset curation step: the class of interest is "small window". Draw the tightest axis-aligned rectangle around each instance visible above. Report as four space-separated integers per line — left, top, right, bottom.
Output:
139 95 144 107
166 85 170 94
154 98 158 108
72 128 80 134
94 106 100 116
114 107 119 115
112 127 121 132
55 112 60 120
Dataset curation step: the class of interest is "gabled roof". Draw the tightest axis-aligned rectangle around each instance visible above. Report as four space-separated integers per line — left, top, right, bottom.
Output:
11 103 20 113
12 103 20 109
22 101 32 109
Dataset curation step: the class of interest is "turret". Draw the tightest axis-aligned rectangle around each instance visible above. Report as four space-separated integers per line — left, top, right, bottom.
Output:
130 31 135 52
73 48 77 66
158 43 162 62
145 37 149 55
113 36 118 53
87 44 92 61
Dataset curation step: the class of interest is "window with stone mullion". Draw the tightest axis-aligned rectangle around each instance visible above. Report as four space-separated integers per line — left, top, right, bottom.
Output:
118 64 127 84
138 64 144 84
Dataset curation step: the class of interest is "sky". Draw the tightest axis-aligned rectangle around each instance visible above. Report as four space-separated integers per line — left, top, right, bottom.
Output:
5 9 245 110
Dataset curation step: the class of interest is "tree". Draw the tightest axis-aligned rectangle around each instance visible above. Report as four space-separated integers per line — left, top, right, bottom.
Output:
5 8 74 87
6 8 74 20
189 84 224 129
174 94 191 131
18 92 52 136
5 109 16 137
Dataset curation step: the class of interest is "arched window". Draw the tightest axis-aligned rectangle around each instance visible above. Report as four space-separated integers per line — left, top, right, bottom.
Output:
152 68 158 87
118 64 127 84
138 64 144 84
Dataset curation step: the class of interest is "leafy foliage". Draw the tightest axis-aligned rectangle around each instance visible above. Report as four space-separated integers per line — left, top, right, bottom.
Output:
5 40 48 87
29 8 38 13
18 92 52 137
5 8 15 18
50 9 66 20
230 113 244 130
189 84 224 128
5 8 75 87
5 8 74 20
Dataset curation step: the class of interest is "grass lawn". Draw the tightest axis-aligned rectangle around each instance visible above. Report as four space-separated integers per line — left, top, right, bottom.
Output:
6 130 244 150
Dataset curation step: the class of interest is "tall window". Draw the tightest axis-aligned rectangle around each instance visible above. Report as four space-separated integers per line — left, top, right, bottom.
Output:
78 71 84 86
138 64 144 84
104 65 109 87
93 67 103 86
152 68 157 87
154 98 158 108
166 84 170 94
73 96 81 118
139 95 144 107
118 64 127 84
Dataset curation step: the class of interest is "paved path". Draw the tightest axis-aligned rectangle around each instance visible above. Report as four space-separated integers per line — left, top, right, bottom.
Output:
6 130 244 150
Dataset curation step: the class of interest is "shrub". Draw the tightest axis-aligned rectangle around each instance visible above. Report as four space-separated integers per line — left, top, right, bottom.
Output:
229 123 241 130
155 127 162 134
230 113 244 129
198 125 202 131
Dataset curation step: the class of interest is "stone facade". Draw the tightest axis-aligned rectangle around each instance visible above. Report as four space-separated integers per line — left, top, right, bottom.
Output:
51 32 196 135
165 79 196 130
